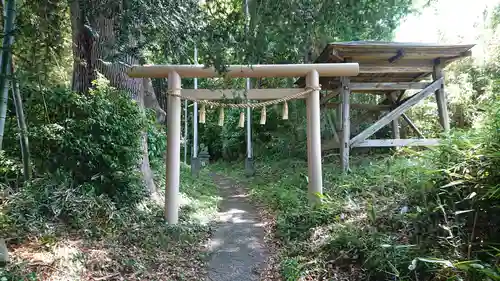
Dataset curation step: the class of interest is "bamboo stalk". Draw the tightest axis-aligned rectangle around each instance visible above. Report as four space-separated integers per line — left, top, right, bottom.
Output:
0 0 16 150
11 60 31 180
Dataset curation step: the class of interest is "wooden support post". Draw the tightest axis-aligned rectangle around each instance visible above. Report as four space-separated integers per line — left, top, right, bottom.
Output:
387 93 400 139
340 77 350 172
433 60 450 132
391 115 400 139
306 70 323 204
166 71 181 224
350 78 443 146
336 103 342 132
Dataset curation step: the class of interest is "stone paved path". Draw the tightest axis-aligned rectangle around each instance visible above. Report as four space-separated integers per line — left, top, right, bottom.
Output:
206 174 269 281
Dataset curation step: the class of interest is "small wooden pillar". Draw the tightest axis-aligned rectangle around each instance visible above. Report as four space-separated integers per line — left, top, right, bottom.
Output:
306 70 323 203
336 103 342 136
340 77 350 172
388 92 401 139
433 60 450 132
166 71 182 224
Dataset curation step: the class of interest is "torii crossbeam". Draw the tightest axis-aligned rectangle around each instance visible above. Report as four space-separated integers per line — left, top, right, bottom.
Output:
128 63 360 224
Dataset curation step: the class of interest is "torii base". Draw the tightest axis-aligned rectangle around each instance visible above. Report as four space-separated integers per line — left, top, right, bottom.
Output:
245 157 255 177
191 157 201 176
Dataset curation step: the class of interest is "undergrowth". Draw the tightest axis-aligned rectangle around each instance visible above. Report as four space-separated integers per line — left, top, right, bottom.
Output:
215 93 500 280
0 81 221 280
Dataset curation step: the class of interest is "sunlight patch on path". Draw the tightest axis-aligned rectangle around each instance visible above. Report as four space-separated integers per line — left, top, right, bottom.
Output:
206 174 269 281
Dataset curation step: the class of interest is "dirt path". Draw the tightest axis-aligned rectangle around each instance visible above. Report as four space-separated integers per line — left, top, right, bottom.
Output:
206 174 269 281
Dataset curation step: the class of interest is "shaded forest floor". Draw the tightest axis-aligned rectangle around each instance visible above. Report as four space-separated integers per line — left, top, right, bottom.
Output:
1 164 221 281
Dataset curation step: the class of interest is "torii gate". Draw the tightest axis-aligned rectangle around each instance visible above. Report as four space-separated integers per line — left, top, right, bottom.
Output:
128 63 359 224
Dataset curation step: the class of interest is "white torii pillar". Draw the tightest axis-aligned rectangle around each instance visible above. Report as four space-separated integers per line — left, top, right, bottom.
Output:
128 63 360 224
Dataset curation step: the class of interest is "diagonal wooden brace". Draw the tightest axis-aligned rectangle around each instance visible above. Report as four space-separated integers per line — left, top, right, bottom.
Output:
349 78 443 147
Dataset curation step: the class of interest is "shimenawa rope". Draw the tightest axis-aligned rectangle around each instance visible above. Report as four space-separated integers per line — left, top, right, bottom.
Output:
166 86 321 109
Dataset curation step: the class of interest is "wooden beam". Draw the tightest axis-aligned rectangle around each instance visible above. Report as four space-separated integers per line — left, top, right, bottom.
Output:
339 48 474 61
402 114 425 138
340 77 350 172
128 63 360 78
433 61 450 132
182 88 306 100
324 102 391 111
350 82 429 91
320 89 340 104
352 138 440 147
360 65 433 73
349 78 443 147
322 138 440 149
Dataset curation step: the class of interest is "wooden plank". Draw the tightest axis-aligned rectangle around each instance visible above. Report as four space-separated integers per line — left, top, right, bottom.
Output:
350 82 429 91
433 61 450 132
387 93 400 139
322 138 441 149
352 138 440 147
340 77 350 172
360 65 433 73
182 88 306 100
349 78 443 147
346 51 469 61
325 102 391 111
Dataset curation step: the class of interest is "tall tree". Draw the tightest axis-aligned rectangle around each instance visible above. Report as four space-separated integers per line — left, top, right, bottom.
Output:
69 0 201 195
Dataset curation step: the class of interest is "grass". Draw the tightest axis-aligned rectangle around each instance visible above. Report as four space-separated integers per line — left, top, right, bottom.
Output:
213 145 500 280
1 163 221 281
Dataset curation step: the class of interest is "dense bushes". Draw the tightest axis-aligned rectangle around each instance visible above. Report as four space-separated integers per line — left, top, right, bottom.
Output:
2 77 146 203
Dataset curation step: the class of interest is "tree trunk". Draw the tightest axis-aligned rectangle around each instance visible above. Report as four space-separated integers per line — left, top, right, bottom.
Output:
70 0 165 197
0 0 16 150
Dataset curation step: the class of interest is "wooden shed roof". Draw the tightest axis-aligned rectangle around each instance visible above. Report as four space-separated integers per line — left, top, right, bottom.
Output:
296 41 474 89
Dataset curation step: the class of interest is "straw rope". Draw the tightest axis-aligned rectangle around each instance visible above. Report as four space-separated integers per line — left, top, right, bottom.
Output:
166 86 321 109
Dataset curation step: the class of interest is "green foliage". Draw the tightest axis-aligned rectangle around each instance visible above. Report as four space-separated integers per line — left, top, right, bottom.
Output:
1 163 220 280
217 90 500 280
2 78 146 203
